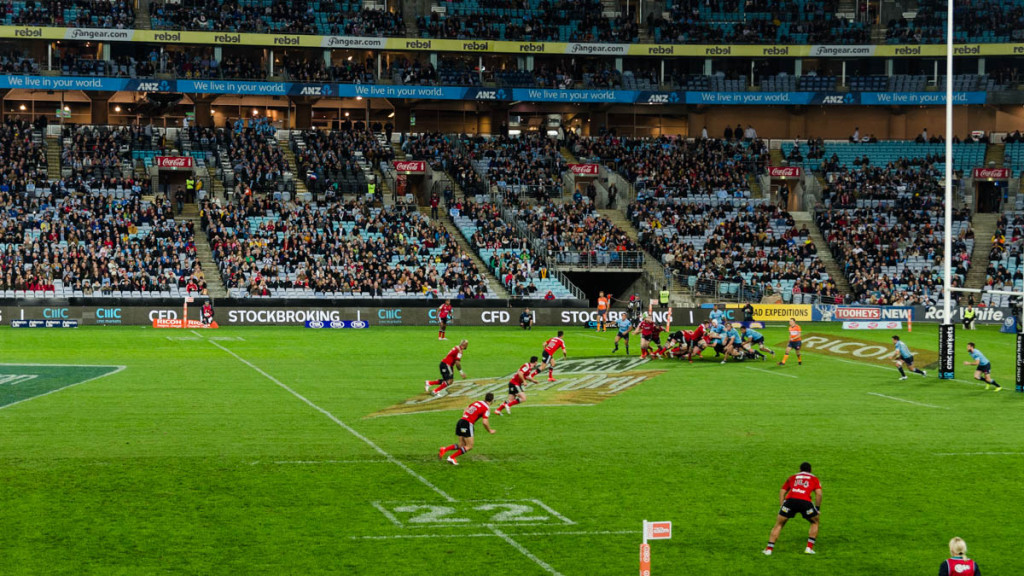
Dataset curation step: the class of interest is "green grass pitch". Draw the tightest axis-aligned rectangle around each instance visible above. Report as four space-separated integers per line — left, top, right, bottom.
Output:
0 323 1020 575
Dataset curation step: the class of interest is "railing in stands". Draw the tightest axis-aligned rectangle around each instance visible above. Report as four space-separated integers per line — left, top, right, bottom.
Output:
553 250 645 270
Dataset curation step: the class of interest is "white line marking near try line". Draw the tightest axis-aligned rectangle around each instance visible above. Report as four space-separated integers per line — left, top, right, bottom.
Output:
934 452 1024 456
350 530 634 541
207 340 564 575
867 392 948 409
744 367 798 379
206 340 457 503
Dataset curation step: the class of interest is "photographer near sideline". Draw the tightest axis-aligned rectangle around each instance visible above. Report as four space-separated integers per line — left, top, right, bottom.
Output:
520 308 533 330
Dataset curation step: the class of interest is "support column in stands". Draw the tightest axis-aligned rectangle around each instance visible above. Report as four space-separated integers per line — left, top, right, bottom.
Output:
289 96 314 130
89 92 114 125
193 95 216 128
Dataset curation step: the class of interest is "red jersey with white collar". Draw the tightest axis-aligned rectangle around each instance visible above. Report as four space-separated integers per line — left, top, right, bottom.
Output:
510 362 534 386
461 400 490 423
442 345 463 366
438 303 452 319
782 472 821 502
543 337 566 355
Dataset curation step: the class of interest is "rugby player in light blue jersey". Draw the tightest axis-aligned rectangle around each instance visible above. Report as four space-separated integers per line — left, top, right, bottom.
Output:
890 335 926 381
964 342 1001 391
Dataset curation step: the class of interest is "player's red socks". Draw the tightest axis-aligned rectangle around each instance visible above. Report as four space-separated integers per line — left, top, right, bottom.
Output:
432 382 450 394
806 537 815 550
507 398 521 408
440 444 457 456
427 379 440 387
449 446 466 461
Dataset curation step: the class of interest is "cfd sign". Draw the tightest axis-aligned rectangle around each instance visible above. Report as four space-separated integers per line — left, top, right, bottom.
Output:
481 311 510 323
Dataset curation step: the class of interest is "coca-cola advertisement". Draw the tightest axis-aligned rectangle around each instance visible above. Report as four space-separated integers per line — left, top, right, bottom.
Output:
155 156 194 169
393 161 426 174
972 168 1010 179
569 164 600 176
767 166 802 178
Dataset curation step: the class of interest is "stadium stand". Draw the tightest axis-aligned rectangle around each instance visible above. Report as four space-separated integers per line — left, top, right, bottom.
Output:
401 133 488 197
0 190 200 297
459 134 568 201
0 119 49 192
417 0 637 43
222 119 289 195
201 196 492 299
7 0 135 28
451 200 576 298
150 0 405 36
59 125 135 180
982 206 1024 306
653 0 869 44
780 141 987 175
511 200 643 268
291 128 394 200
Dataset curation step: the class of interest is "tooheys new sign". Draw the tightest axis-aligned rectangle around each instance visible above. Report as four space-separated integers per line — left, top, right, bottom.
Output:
155 156 194 169
972 168 1010 179
767 166 802 178
569 164 600 176
393 160 426 174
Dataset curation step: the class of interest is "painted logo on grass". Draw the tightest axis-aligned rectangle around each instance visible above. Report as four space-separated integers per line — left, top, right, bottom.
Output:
369 357 663 418
792 334 939 367
0 364 124 409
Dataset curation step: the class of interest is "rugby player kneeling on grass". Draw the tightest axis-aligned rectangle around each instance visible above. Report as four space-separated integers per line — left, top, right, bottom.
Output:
439 393 495 466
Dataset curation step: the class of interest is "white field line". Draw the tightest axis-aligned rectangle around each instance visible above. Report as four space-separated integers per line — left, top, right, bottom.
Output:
801 353 991 388
190 330 204 337
367 404 596 419
744 366 798 379
867 392 948 410
371 502 403 527
350 529 634 540
206 339 565 575
934 452 1024 456
249 460 390 466
206 339 456 503
0 365 126 412
530 499 576 525
489 526 564 576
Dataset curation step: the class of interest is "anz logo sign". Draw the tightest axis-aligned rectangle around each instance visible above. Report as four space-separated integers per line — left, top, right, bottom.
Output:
299 85 332 96
475 89 506 101
136 80 170 92
646 93 679 104
821 94 855 105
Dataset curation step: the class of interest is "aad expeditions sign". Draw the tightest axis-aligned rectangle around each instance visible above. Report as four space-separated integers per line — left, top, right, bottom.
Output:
368 357 662 418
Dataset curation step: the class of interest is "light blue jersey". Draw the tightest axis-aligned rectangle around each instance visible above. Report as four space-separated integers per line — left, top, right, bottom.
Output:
616 319 632 334
744 328 763 341
969 348 990 366
894 340 912 359
724 328 741 343
709 309 726 323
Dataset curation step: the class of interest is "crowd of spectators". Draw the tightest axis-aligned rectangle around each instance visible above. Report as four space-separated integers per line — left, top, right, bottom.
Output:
201 196 490 298
227 118 289 194
416 0 635 42
60 125 134 179
150 0 404 36
631 197 833 300
0 190 201 295
294 128 393 198
984 212 1024 292
6 0 135 28
653 0 869 44
458 200 556 296
463 134 567 201
819 161 944 208
568 133 767 199
0 119 48 191
401 133 487 197
513 199 640 263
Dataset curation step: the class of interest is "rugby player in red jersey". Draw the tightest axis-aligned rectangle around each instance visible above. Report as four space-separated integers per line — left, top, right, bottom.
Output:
532 331 567 382
764 462 822 556
633 314 667 358
436 299 453 340
495 356 539 415
425 339 468 396
438 392 496 465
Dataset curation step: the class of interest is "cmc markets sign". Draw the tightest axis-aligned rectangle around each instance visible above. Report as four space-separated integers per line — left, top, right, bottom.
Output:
768 166 802 178
393 161 426 174
155 156 194 169
972 168 1010 179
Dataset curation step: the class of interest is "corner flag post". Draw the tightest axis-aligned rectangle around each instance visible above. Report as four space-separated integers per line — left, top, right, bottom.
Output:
640 520 671 575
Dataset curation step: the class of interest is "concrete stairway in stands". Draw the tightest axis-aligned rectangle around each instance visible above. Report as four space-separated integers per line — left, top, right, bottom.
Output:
596 208 689 305
965 213 1001 291
46 135 62 181
179 205 228 299
420 207 510 299
792 211 853 299
279 145 309 201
